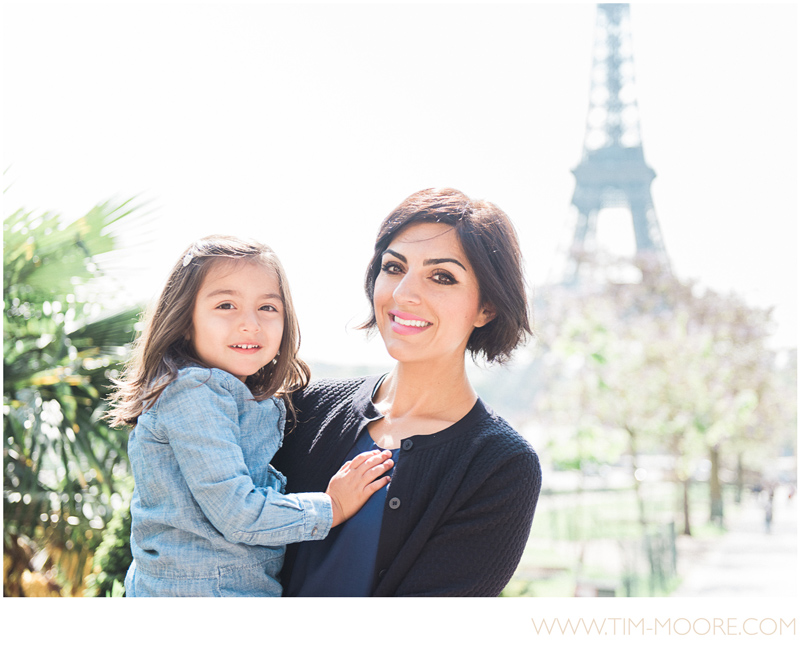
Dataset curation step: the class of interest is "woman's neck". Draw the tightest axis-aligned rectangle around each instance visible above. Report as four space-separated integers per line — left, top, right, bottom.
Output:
373 356 477 423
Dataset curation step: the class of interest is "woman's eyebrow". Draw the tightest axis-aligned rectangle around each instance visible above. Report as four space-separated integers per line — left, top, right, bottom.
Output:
424 257 466 271
383 249 406 262
384 249 467 271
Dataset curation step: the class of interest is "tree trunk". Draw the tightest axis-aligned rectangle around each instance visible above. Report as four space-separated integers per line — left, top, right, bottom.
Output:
709 444 724 525
682 478 692 536
734 452 744 504
627 427 647 527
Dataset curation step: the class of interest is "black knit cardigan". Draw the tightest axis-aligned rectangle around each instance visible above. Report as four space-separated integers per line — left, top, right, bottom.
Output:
271 375 542 597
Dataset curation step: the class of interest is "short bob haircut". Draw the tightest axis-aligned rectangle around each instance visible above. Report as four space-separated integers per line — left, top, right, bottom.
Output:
107 235 309 427
361 187 531 364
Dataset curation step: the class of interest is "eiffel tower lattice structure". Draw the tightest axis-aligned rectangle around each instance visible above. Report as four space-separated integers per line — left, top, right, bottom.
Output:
564 3 671 285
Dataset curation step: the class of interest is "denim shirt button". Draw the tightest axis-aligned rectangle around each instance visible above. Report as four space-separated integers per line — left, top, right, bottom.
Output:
312 526 318 536
388 497 401 510
401 439 413 451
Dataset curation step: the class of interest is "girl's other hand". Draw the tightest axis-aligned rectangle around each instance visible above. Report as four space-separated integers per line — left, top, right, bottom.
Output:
325 449 394 527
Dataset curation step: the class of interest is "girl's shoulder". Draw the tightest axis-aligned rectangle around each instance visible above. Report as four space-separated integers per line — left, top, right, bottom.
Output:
154 366 257 410
145 366 284 429
168 365 238 392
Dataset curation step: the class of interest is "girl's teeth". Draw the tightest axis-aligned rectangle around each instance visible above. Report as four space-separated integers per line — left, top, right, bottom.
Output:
233 344 259 349
394 316 430 327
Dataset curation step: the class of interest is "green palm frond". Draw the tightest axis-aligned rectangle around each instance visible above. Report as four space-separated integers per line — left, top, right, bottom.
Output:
4 197 148 596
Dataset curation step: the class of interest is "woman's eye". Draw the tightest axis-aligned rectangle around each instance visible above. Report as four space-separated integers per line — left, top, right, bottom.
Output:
381 261 403 275
431 271 456 285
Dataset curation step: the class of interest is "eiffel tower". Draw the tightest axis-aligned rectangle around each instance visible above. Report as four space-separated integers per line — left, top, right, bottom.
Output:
564 3 670 285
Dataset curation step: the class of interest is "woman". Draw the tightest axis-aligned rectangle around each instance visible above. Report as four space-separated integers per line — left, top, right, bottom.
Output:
272 187 542 597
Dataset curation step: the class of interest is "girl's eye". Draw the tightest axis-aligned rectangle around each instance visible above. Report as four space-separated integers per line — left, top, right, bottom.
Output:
381 261 403 275
216 302 235 310
260 304 277 312
431 271 456 285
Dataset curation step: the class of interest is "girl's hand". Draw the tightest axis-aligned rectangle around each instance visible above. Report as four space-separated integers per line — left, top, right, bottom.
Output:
325 449 394 527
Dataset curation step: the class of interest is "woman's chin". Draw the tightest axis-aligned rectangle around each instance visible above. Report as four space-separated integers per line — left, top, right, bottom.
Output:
382 341 466 369
381 339 424 364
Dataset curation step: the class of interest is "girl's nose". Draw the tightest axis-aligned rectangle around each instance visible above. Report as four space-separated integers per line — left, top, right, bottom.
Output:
239 310 261 332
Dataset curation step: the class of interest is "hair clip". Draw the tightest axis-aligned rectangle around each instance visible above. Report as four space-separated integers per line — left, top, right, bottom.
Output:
182 253 193 267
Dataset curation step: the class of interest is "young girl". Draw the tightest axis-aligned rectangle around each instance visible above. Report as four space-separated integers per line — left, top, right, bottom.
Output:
107 235 393 597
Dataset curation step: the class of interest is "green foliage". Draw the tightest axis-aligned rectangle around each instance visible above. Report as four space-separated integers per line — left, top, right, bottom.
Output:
84 489 132 597
532 257 791 517
3 200 144 595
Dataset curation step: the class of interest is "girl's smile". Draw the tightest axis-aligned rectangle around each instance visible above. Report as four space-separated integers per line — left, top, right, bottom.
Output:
190 260 284 381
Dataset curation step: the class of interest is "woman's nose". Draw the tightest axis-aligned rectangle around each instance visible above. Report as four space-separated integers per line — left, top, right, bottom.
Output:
392 272 422 305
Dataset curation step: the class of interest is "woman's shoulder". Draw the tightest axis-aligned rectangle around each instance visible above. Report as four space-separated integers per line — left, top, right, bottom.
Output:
470 401 540 463
456 404 542 493
293 375 379 411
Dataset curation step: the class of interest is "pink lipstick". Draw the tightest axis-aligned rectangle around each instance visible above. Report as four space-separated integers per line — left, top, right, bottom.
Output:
389 310 432 336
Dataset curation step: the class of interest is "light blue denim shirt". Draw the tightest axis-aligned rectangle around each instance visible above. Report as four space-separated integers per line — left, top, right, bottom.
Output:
124 366 332 597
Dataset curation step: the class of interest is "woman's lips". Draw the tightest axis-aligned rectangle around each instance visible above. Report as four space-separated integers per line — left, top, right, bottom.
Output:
389 311 432 335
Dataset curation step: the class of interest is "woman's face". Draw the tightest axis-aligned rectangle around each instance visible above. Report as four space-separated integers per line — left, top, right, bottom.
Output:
373 222 494 366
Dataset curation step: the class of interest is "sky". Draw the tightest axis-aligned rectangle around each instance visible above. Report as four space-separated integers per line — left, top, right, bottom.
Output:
2 1 797 370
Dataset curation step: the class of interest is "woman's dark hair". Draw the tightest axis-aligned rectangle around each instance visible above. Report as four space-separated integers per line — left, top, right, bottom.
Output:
361 187 531 364
107 235 309 427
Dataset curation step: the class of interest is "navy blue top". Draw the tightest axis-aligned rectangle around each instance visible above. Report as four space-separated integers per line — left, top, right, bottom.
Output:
273 375 541 596
285 429 397 596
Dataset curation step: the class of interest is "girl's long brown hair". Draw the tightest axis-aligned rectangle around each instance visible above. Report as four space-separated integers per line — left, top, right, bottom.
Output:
106 235 309 428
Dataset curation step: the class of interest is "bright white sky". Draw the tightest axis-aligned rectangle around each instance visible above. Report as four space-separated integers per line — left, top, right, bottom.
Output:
3 1 797 368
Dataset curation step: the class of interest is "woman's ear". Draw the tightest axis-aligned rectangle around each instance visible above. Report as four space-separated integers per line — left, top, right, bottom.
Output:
474 304 496 328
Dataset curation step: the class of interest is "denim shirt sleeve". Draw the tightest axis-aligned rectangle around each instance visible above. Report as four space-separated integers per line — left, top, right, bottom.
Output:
153 369 332 545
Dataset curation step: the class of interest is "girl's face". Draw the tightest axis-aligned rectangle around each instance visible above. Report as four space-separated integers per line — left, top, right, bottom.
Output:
190 259 284 381
373 222 494 366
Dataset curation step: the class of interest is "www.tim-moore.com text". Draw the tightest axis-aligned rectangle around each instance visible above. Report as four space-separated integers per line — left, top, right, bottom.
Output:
532 618 796 636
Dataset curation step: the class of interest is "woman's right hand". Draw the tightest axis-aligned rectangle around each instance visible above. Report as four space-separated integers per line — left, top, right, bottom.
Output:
325 449 394 527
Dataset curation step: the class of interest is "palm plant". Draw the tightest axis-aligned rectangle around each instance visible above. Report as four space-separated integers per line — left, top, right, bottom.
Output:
3 199 146 596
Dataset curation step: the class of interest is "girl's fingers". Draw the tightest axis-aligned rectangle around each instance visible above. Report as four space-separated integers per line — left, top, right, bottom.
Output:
348 449 387 469
364 475 391 495
365 459 393 480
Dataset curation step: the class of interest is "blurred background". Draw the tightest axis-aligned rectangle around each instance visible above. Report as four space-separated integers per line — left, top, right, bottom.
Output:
3 1 796 597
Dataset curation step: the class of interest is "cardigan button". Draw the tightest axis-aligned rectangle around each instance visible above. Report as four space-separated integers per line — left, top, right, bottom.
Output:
388 497 401 510
401 439 413 451
378 569 387 579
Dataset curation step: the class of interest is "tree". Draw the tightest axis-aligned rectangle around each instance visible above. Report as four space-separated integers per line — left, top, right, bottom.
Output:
3 200 144 596
531 255 789 535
